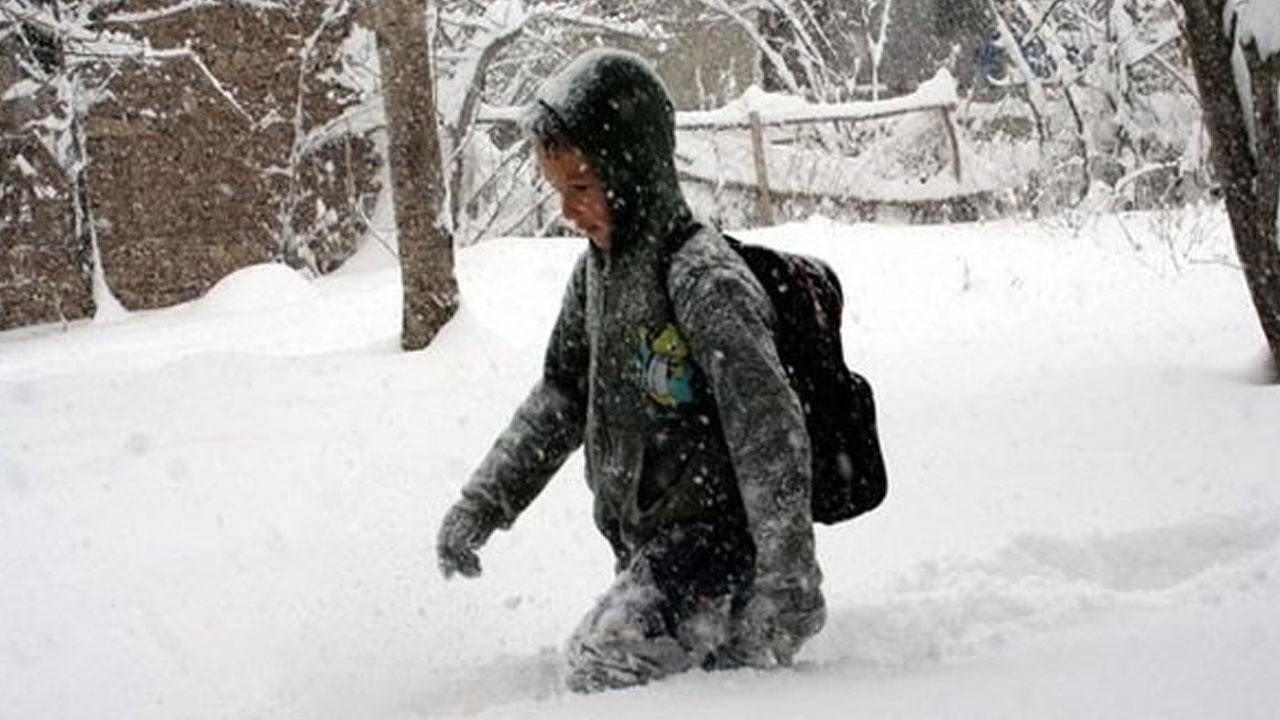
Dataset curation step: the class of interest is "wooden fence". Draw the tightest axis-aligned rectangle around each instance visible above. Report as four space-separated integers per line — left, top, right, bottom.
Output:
476 72 963 225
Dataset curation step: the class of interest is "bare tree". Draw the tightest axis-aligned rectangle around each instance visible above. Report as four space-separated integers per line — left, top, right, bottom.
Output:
374 0 458 350
1175 0 1280 376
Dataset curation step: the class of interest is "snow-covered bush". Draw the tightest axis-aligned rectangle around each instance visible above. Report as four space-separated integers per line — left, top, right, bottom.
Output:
969 0 1210 217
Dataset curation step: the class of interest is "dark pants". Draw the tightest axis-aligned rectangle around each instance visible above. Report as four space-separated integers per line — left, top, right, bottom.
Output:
565 522 755 693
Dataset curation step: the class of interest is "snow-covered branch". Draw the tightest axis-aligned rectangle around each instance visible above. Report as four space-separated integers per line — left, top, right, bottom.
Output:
76 42 258 125
846 0 897 99
692 0 802 94
988 0 1048 135
438 0 667 134
100 0 288 25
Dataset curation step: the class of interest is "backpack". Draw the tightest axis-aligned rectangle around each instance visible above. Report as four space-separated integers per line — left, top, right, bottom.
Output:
671 225 888 525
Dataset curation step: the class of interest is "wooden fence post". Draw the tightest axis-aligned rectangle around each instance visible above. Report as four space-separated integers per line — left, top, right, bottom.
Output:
940 107 963 183
748 111 775 225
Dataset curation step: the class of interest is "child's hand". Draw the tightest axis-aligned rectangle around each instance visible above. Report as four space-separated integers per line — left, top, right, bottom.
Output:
436 501 495 579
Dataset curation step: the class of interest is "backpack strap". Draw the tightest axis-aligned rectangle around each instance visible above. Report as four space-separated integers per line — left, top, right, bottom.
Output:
663 217 704 259
658 217 706 303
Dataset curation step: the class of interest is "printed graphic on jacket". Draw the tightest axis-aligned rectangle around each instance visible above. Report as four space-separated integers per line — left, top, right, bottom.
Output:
636 324 699 409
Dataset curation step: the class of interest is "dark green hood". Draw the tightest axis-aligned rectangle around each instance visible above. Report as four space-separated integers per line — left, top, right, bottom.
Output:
531 49 691 253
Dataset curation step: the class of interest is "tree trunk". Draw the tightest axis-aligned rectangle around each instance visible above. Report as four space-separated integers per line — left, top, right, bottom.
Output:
373 0 458 351
53 1 113 318
1178 0 1280 376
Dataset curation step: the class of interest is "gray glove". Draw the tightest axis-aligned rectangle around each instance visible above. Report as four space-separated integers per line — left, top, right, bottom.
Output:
728 585 826 667
436 500 497 579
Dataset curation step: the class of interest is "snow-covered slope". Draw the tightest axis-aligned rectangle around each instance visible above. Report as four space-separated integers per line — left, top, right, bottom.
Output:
2 210 1277 719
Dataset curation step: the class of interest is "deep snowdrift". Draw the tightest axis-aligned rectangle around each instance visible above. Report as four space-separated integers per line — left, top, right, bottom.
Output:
2 210 1278 720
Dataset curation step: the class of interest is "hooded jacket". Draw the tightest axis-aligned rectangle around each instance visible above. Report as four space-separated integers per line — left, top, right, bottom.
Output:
458 50 821 601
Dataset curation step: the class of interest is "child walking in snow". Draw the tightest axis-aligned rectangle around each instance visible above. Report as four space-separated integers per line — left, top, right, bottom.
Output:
436 48 825 693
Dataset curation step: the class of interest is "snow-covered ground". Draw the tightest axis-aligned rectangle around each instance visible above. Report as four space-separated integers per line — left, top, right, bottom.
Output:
2 209 1278 720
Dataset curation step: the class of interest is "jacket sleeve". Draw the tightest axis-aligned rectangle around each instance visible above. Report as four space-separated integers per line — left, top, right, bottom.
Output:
668 241 822 598
458 253 590 529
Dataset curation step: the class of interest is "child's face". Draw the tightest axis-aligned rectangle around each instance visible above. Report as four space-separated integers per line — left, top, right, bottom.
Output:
537 143 612 252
